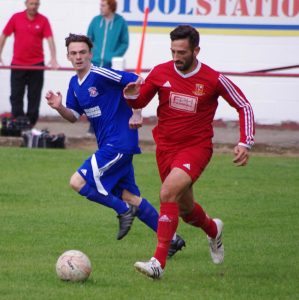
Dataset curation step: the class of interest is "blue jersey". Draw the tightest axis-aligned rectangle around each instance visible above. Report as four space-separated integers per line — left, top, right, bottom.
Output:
66 65 140 154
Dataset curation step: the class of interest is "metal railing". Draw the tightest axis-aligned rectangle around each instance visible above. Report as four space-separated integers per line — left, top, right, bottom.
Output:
0 64 298 77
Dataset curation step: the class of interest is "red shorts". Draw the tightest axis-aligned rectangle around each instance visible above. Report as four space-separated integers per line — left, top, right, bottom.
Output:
156 146 213 183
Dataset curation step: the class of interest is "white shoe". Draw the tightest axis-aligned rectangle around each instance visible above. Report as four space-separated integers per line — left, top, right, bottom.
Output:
134 257 164 279
207 219 224 264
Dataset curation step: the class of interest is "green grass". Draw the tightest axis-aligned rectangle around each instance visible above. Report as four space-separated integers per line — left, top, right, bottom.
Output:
0 147 298 299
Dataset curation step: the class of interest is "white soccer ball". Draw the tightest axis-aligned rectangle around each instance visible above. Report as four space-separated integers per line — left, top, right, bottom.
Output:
56 250 92 282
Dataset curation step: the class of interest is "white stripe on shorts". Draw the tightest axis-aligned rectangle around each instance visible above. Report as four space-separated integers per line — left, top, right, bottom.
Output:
91 153 123 196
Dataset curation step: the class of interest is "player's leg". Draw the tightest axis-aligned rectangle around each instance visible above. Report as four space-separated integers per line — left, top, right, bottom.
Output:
117 162 159 232
154 167 190 266
179 191 224 264
176 146 224 264
70 150 138 239
117 157 186 257
122 189 186 257
134 167 190 279
179 188 217 238
70 172 129 214
122 189 158 231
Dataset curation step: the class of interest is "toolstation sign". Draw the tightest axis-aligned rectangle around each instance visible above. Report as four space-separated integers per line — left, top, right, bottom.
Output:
119 0 299 33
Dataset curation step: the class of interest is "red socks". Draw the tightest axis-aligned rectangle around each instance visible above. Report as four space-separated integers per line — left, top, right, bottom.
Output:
182 202 217 238
154 202 179 268
153 202 216 268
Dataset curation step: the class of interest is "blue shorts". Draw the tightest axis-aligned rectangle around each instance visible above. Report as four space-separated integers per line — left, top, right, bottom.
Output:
77 147 140 198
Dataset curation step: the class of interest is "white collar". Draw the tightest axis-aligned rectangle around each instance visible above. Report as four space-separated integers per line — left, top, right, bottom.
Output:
77 66 92 85
174 60 201 78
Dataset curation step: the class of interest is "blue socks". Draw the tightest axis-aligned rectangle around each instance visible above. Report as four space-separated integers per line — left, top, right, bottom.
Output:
79 184 159 233
136 198 159 232
79 183 128 215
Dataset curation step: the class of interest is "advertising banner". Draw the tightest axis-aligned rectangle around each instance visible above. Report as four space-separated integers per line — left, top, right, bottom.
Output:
119 0 299 35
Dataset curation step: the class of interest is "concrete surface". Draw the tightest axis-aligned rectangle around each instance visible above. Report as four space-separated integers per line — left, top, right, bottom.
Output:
1 118 298 155
32 119 299 155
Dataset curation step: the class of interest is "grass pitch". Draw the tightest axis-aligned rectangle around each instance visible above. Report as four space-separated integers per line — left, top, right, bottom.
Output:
0 147 298 299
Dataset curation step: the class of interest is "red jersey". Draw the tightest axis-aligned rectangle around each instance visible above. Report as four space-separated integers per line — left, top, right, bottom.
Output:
2 11 53 65
128 61 255 151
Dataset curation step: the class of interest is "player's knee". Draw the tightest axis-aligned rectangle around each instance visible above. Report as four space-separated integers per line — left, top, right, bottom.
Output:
160 186 176 203
122 189 142 206
70 172 85 192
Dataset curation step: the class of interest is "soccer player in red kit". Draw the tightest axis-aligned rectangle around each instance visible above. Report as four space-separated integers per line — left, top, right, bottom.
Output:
124 25 255 279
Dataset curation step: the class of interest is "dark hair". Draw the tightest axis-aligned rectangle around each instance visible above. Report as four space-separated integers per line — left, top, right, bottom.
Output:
170 25 200 50
65 33 93 51
106 0 117 13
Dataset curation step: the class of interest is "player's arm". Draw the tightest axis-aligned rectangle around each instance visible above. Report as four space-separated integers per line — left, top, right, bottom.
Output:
123 76 143 99
119 73 143 129
124 71 158 109
129 109 143 129
45 91 77 123
217 74 255 166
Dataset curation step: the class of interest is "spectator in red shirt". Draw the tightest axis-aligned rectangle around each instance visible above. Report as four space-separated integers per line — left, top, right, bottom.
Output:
0 0 59 126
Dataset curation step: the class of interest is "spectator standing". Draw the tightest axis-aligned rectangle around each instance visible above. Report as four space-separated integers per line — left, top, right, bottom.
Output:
87 0 129 68
0 0 59 127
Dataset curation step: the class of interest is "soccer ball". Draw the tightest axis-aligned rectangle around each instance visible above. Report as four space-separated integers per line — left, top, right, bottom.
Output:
56 250 92 282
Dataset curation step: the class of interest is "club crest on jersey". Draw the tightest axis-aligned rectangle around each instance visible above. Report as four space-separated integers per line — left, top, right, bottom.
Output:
88 87 99 97
193 83 205 96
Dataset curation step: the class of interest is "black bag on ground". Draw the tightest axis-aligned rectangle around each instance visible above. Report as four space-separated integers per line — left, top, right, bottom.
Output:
22 129 65 149
1 116 31 137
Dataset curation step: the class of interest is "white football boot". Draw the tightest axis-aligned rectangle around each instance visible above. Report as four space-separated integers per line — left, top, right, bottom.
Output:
134 257 164 279
207 218 224 264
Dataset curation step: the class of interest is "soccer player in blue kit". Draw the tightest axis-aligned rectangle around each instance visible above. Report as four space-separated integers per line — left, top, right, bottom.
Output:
45 34 185 256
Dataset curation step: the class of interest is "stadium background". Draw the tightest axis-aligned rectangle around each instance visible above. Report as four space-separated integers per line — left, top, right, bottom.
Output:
0 0 298 124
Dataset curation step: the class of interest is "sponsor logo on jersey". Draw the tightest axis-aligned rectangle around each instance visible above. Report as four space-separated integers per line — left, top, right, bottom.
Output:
88 86 99 97
193 83 205 96
84 106 101 118
183 163 191 170
169 92 198 113
163 81 171 87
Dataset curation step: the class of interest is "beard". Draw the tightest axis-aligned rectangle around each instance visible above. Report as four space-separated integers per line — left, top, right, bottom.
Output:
175 56 194 72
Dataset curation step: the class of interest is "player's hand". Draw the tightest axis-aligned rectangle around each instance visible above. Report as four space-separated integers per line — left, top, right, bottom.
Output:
233 145 250 166
45 90 63 110
123 76 143 98
129 109 143 129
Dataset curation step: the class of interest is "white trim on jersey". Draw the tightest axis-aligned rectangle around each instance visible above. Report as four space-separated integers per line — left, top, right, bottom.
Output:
174 60 202 78
91 153 123 195
219 74 254 146
91 65 122 82
238 142 251 149
77 69 91 86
